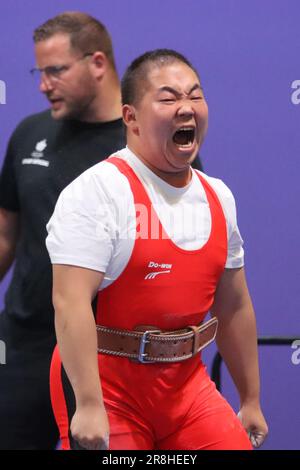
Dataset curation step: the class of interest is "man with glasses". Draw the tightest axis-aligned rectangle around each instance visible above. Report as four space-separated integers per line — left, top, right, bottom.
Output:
0 11 125 449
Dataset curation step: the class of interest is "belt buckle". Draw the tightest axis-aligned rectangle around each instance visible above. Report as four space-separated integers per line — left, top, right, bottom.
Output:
138 329 161 363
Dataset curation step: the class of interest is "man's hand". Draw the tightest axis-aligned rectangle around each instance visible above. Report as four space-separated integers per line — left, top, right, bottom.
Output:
237 404 268 448
0 208 20 281
70 403 110 450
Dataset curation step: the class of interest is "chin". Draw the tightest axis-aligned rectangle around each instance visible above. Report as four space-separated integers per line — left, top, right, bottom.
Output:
51 109 66 121
177 152 197 167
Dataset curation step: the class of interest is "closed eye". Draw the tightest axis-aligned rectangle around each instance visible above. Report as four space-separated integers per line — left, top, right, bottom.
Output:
159 98 175 103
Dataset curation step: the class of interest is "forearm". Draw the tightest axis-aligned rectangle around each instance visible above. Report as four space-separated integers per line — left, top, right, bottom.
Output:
54 297 104 408
0 240 16 280
52 265 109 449
0 209 19 280
212 267 268 446
216 304 260 405
212 267 261 406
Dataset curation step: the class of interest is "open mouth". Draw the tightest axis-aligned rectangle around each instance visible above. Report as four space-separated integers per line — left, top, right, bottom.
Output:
172 127 195 147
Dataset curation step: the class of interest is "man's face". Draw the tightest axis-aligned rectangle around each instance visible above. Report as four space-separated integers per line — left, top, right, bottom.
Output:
34 34 97 120
129 61 208 172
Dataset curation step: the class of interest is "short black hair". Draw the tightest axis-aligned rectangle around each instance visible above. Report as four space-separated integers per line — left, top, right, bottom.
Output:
121 49 200 106
33 11 116 70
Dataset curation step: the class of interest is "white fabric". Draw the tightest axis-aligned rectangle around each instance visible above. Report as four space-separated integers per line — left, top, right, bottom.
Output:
46 147 244 289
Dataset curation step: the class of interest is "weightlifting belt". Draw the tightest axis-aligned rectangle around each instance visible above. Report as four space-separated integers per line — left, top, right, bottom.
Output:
96 317 218 364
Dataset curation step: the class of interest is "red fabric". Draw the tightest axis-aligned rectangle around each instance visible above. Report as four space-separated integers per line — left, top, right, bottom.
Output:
106 364 252 450
97 157 227 331
50 158 251 449
50 345 70 450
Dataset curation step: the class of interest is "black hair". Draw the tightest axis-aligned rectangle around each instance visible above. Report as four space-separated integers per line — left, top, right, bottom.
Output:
121 49 199 106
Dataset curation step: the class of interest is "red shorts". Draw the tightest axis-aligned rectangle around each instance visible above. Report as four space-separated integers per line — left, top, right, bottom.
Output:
50 345 252 450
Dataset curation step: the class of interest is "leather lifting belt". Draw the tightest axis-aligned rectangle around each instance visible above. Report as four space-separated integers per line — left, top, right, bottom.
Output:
96 317 218 364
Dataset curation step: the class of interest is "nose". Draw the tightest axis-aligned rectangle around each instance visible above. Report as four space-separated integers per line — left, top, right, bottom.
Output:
39 73 54 94
176 100 194 118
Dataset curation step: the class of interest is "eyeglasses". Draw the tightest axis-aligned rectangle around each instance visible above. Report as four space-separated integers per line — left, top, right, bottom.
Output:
30 53 93 80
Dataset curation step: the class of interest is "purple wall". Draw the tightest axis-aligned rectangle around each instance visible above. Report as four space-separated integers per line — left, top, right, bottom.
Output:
1 0 299 450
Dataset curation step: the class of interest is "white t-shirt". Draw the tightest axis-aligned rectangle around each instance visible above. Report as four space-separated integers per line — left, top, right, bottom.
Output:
46 147 244 289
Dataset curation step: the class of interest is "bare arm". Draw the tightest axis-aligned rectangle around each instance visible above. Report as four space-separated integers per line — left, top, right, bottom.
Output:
53 264 109 450
0 208 20 281
211 267 268 447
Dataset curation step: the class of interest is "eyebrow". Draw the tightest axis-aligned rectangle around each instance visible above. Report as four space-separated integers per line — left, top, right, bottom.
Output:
157 84 203 96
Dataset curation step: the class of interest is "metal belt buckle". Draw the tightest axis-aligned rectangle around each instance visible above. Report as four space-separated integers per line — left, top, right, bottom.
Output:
138 329 161 363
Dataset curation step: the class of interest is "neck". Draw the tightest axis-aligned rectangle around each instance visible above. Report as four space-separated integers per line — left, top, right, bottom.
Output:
150 166 192 188
81 72 122 123
128 146 192 188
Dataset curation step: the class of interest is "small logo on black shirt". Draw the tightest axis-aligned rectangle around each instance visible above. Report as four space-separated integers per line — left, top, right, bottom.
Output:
22 139 50 167
31 139 47 158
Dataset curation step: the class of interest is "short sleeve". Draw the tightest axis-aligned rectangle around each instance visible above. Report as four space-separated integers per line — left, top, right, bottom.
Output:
202 175 244 269
46 164 118 273
217 181 244 269
226 201 244 268
0 133 20 211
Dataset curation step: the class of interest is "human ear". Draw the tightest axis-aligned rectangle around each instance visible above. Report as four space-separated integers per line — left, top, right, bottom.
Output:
122 105 139 135
90 51 106 79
